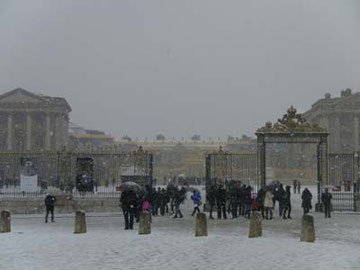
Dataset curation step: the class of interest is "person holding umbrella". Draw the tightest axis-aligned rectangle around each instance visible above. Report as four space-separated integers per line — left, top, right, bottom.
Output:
120 182 143 230
321 188 333 218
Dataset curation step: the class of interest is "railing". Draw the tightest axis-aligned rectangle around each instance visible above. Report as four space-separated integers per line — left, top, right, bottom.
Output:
0 149 152 200
331 192 354 211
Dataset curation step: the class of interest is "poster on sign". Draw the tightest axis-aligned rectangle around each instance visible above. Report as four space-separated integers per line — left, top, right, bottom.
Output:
20 157 38 192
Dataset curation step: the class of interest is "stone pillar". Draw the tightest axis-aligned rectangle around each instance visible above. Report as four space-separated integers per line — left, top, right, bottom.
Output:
257 134 266 187
7 114 12 150
354 116 359 152
55 114 60 149
74 210 86 234
63 115 69 147
195 213 208 237
26 114 32 150
300 214 315 242
45 114 51 150
248 211 262 238
59 115 65 148
138 212 151 235
333 115 340 152
0 210 11 233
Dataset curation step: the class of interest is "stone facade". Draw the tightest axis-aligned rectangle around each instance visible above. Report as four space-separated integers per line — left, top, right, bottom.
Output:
303 89 360 153
68 122 115 150
0 88 71 151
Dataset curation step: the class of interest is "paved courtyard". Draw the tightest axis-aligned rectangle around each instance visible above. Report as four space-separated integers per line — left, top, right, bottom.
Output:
1 186 359 270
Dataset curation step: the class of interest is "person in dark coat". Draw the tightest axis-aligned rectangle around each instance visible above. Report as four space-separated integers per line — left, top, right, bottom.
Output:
206 184 216 219
293 179 297 194
239 185 246 216
243 186 252 219
301 188 312 214
216 184 227 219
173 186 186 218
321 189 332 218
297 181 301 194
163 188 170 214
120 190 139 230
151 188 159 216
282 185 292 219
45 194 56 223
229 185 239 219
276 184 286 217
166 184 177 214
159 188 167 216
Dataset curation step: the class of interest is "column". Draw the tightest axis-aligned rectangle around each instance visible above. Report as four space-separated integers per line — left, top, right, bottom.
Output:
26 114 32 151
354 116 359 152
45 114 51 150
257 134 266 187
64 116 69 147
6 114 12 151
333 115 340 152
55 114 61 149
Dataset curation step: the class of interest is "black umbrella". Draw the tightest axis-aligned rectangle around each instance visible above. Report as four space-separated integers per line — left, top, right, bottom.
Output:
119 181 143 193
266 180 281 189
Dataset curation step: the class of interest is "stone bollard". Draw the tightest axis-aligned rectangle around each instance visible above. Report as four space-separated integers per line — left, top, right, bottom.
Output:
195 213 208 237
138 212 151 235
301 214 315 242
74 210 86 234
248 211 262 238
0 210 11 233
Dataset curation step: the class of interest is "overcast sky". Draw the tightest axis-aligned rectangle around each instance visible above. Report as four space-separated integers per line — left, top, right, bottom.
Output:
0 0 360 140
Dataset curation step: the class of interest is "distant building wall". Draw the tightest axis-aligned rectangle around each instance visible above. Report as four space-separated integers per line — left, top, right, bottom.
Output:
0 88 71 151
303 89 360 153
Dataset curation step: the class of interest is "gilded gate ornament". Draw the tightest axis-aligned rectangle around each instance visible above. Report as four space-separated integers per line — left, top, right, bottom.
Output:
257 106 326 133
214 146 227 184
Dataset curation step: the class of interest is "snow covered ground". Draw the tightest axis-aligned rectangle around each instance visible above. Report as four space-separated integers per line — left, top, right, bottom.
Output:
1 186 360 270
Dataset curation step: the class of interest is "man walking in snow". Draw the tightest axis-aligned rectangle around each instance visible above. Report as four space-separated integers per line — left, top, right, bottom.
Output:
282 186 292 219
45 194 56 223
216 184 227 219
321 189 332 218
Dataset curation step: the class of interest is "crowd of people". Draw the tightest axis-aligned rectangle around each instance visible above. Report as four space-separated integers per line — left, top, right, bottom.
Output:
119 184 198 229
119 180 334 230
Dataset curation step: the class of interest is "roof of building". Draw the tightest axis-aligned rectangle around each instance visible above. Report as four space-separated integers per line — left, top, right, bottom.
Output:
0 88 71 112
303 89 360 118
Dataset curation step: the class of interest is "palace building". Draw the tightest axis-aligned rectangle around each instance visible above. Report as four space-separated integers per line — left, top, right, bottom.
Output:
0 88 71 151
303 88 360 153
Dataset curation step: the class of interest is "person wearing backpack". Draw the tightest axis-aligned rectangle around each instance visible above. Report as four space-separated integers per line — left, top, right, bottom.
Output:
191 190 202 216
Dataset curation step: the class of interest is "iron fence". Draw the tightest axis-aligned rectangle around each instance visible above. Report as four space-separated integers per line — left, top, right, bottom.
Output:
205 151 258 193
0 148 153 199
328 153 359 187
331 192 354 211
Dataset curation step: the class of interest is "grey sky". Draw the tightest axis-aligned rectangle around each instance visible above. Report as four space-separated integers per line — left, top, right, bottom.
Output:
1 0 360 140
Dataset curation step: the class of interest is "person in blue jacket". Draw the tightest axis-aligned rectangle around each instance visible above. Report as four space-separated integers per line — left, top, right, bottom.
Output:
191 190 202 216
